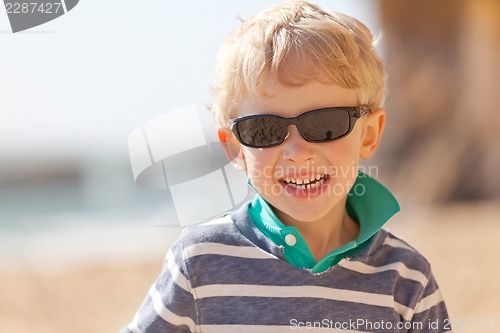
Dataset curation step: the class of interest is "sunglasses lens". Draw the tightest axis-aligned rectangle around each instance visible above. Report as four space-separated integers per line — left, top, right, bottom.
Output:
236 116 286 147
299 109 350 141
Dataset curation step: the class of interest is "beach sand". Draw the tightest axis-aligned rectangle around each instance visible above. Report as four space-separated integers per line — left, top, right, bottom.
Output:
1 201 499 333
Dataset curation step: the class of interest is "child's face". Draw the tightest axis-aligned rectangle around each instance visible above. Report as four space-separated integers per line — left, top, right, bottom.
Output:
228 78 379 225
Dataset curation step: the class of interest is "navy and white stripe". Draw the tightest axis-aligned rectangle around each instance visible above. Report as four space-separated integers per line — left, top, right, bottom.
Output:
121 204 451 333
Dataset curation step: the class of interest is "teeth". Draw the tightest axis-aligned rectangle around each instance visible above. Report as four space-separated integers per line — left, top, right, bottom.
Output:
284 175 327 187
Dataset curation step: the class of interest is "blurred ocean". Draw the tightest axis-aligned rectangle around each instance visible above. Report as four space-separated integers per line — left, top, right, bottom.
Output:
0 156 182 270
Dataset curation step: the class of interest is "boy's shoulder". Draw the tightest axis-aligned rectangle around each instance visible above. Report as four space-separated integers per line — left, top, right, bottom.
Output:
362 228 433 277
177 203 256 248
173 202 283 260
180 212 239 243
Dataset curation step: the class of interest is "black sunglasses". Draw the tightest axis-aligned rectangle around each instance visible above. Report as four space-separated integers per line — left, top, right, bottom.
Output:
228 106 370 148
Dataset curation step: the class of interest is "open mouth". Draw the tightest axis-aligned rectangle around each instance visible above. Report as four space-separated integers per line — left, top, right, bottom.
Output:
281 174 329 190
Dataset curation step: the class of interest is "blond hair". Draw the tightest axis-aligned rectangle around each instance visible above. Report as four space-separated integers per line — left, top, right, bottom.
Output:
210 0 385 127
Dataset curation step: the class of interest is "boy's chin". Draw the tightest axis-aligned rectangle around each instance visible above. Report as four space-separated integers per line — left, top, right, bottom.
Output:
273 199 345 224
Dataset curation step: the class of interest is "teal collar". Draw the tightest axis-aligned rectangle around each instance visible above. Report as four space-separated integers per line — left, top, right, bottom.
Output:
248 171 400 273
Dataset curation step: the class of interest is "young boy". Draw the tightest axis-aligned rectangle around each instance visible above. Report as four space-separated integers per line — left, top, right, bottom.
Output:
121 1 451 332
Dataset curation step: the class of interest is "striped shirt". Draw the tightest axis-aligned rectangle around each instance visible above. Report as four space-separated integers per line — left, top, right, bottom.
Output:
121 203 451 333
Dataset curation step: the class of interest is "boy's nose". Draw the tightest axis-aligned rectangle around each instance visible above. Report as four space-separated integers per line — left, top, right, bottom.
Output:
281 125 316 162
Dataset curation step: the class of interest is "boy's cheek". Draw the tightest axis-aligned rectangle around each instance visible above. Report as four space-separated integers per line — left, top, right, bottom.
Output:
246 162 274 183
244 157 277 193
242 148 274 171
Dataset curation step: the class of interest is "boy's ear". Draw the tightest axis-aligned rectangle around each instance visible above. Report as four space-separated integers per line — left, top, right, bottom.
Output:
217 128 246 171
359 108 385 159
